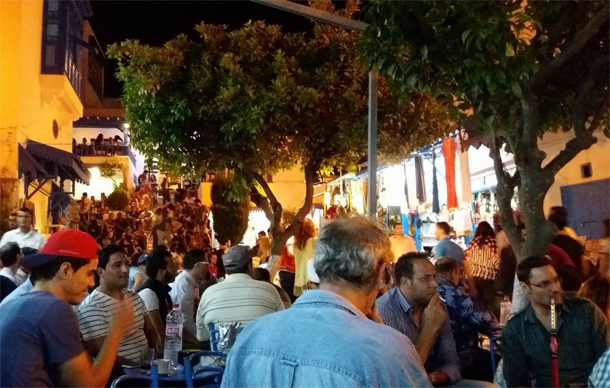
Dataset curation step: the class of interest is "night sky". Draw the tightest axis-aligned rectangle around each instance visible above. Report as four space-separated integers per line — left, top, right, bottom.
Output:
89 1 336 97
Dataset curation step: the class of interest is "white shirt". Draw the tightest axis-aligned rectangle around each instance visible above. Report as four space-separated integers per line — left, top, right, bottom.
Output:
0 267 17 285
0 229 46 250
14 269 28 287
138 289 160 311
196 273 284 341
77 289 148 363
389 235 417 263
169 271 199 338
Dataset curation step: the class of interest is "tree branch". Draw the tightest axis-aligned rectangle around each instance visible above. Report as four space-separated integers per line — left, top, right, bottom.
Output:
530 2 609 92
267 158 321 278
253 172 280 209
489 135 523 253
249 188 274 222
542 56 607 177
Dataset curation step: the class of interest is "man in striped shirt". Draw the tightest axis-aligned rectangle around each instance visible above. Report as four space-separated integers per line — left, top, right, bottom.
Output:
78 245 161 367
196 246 284 344
377 253 494 388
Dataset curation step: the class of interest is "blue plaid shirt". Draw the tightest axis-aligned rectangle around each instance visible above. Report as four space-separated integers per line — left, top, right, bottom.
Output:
437 278 500 370
376 287 461 383
590 347 610 388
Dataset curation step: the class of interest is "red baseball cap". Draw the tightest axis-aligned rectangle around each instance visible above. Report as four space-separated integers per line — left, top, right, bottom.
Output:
23 229 99 269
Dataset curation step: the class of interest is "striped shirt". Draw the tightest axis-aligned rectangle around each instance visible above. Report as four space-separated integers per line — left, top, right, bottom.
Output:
464 237 499 281
77 289 148 363
195 273 284 341
376 287 461 383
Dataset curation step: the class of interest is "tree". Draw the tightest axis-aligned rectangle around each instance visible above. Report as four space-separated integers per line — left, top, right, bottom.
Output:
107 0 454 275
99 157 123 188
210 176 250 245
361 0 609 261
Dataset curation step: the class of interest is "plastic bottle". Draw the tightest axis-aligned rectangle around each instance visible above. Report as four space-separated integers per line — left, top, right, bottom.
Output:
163 303 184 366
500 295 512 327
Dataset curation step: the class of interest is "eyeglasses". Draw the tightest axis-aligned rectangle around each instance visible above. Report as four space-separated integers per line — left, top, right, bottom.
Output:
415 275 436 284
529 276 560 289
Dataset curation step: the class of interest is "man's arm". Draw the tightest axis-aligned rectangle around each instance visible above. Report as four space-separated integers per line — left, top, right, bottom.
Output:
416 294 447 364
502 320 531 387
588 301 610 358
143 313 162 351
83 337 138 366
148 310 166 343
60 300 133 387
428 318 461 384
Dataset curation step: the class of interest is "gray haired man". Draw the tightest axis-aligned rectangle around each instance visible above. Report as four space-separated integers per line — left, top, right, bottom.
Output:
221 217 431 388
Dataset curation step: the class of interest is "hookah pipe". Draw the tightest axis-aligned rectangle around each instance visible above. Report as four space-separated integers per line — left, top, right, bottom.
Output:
550 298 559 388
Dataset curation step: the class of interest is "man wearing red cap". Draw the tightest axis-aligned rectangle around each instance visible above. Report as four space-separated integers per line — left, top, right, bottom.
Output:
0 229 134 388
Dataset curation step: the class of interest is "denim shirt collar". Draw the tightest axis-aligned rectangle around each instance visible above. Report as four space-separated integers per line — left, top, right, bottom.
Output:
294 290 367 319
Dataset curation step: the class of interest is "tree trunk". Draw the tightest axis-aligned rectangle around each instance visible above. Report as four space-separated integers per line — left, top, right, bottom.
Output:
253 159 320 279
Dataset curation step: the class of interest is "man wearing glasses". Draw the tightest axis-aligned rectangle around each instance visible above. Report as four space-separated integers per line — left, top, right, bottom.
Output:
502 256 609 387
376 253 493 387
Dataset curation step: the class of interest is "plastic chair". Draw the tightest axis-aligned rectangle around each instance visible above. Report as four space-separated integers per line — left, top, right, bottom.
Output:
111 364 159 388
184 351 226 388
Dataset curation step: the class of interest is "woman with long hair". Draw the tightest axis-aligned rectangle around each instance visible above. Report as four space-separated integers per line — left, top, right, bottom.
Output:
578 274 610 321
293 218 317 297
464 221 499 314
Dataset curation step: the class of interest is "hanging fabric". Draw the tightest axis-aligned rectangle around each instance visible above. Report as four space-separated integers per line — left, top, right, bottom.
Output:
403 161 410 209
442 137 459 209
432 150 440 214
414 155 426 204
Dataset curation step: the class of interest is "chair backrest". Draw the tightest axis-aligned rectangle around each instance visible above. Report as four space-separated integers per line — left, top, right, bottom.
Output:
184 356 225 388
110 375 157 388
209 322 243 352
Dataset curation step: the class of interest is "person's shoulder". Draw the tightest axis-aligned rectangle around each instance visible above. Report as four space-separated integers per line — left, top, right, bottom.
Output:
503 307 527 333
566 297 599 313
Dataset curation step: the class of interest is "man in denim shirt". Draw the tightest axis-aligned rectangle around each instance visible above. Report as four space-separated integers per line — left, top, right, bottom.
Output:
221 218 431 388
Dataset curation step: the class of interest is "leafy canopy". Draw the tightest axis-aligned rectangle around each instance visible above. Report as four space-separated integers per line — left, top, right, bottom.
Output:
107 5 455 196
360 0 609 139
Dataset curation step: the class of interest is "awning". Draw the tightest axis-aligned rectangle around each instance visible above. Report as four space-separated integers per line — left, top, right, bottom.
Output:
18 144 47 183
24 140 91 184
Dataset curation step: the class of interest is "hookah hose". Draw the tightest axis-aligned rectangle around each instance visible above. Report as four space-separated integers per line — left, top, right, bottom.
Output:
550 298 559 388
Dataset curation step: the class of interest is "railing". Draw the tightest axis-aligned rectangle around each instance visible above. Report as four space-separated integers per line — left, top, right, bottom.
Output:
74 144 137 167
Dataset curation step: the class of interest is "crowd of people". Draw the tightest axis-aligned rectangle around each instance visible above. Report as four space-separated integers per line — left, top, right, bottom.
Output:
1 189 610 388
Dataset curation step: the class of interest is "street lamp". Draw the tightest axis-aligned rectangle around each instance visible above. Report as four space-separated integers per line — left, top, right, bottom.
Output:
249 0 378 218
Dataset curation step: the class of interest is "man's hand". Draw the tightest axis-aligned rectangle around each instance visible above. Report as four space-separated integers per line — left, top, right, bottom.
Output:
428 371 450 387
112 298 135 335
423 293 447 332
366 306 384 324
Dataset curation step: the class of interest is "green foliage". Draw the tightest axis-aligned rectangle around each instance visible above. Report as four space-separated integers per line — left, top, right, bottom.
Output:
360 0 609 139
210 176 250 245
106 186 129 211
107 4 454 192
98 158 123 188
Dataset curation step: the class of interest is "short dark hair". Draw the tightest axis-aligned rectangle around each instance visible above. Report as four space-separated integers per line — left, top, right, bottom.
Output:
183 249 206 270
146 248 172 278
82 192 88 197
548 206 568 230
21 247 38 256
258 231 266 237
99 244 126 269
435 257 459 274
395 252 430 282
436 222 451 235
30 257 90 283
0 242 21 267
252 267 271 282
18 207 32 216
393 222 402 229
517 256 552 283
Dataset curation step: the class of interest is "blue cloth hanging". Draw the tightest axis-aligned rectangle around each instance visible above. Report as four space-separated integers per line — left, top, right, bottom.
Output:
432 150 440 214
